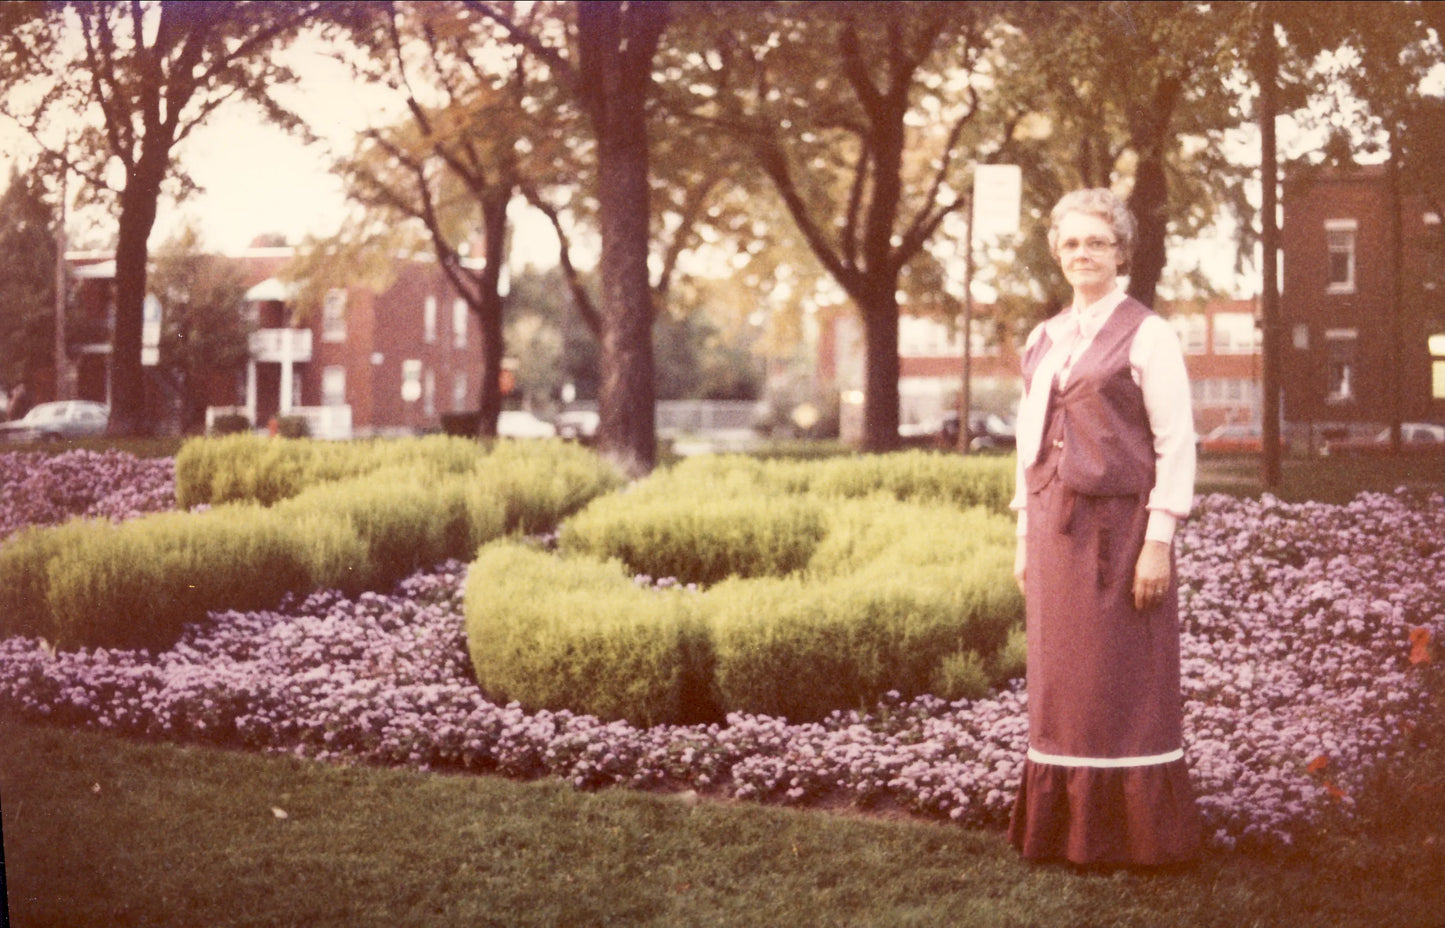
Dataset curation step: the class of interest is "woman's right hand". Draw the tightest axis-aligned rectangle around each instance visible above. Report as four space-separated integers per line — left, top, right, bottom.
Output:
1013 537 1026 596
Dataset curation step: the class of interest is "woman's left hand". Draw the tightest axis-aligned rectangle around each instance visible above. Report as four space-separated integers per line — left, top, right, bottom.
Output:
1132 540 1172 611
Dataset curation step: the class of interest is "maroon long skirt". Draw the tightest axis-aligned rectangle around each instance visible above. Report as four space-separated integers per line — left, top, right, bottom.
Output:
1008 470 1201 866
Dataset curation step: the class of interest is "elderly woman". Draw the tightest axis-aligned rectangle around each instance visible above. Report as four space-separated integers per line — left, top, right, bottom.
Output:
1007 188 1201 867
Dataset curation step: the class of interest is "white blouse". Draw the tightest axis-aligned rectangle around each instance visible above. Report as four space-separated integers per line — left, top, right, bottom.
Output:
1010 288 1196 544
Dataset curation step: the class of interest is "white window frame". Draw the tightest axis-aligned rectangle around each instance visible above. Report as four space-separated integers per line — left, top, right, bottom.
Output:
1211 312 1260 356
424 295 438 344
322 288 347 343
321 365 347 407
453 298 468 349
453 371 469 411
1325 218 1357 295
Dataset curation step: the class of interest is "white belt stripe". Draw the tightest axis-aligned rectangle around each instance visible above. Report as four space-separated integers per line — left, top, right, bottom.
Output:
1027 747 1184 769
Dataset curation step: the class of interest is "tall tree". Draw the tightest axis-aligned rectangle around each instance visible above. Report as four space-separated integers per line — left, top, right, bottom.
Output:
0 166 59 402
674 1 996 452
471 0 668 477
147 225 251 433
0 1 323 435
337 0 531 438
999 1 1254 311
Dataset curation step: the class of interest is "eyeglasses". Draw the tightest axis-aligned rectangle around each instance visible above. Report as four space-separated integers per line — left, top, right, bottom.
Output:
1058 237 1117 255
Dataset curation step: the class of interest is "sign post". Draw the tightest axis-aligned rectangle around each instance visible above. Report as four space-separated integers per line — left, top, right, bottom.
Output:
958 164 1020 453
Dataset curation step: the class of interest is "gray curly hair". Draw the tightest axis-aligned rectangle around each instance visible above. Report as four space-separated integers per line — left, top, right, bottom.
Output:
1047 188 1136 275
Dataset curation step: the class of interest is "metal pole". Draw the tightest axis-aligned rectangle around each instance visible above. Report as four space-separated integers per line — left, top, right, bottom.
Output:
958 191 975 454
1258 4 1282 489
53 154 68 402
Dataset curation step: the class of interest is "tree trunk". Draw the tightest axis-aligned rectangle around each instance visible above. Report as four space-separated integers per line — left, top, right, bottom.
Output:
858 284 902 452
474 185 511 438
577 1 666 478
107 164 164 436
1125 152 1168 309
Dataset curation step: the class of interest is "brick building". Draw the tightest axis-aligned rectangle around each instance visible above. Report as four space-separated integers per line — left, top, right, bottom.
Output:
1280 165 1445 436
65 246 487 438
820 298 1263 442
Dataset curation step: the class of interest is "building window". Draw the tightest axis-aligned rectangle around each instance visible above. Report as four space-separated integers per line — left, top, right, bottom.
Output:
1212 312 1259 355
401 359 423 402
1170 313 1207 354
453 299 468 349
322 366 346 407
423 368 436 416
322 289 347 342
424 295 438 344
1430 333 1445 400
453 371 469 411
1325 329 1358 404
1325 219 1357 294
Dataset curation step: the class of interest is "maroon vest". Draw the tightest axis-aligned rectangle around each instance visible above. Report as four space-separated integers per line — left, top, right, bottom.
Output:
1024 297 1156 498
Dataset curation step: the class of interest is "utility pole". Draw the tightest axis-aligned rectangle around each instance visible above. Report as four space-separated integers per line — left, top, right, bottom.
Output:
957 192 975 455
1387 124 1405 453
53 153 68 402
1257 3 1282 490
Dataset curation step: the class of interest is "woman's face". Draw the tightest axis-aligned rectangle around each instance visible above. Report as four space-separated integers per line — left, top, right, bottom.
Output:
1054 211 1120 302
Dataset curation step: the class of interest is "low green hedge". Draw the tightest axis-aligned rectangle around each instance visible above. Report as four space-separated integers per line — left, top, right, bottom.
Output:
464 544 717 727
465 453 1024 725
2 438 624 651
174 434 489 508
559 495 828 586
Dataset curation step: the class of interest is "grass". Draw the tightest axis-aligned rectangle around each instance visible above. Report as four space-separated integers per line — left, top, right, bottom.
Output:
3 681 1443 928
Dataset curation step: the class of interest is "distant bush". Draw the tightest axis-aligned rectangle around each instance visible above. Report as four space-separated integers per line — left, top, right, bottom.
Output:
208 413 251 435
465 454 1023 725
439 411 481 437
275 415 311 439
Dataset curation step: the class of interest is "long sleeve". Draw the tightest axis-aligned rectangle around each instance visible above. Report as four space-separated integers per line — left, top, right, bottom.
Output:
1129 315 1196 543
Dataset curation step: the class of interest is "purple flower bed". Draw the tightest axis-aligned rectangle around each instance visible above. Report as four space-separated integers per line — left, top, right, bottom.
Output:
0 450 176 542
0 472 1440 851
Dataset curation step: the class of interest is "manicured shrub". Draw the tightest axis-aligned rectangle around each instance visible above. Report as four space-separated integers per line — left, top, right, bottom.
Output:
174 434 488 509
0 520 99 641
639 450 1015 515
466 463 1023 724
42 505 367 651
276 471 487 595
14 438 622 652
706 503 1021 720
484 440 629 534
464 543 717 727
559 494 827 585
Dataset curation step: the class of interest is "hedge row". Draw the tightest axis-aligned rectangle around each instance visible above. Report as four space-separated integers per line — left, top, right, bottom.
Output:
175 434 489 508
465 453 1024 726
1 438 623 651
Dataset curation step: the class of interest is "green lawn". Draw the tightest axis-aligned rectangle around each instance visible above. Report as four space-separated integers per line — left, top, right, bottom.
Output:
3 704 1443 928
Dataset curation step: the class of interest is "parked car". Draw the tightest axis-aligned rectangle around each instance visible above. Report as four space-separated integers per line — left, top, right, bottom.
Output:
0 400 110 442
1195 422 1288 454
940 411 1017 452
554 408 599 441
1324 422 1445 456
496 409 557 439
